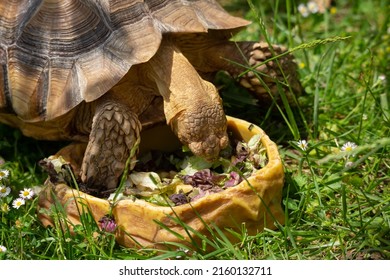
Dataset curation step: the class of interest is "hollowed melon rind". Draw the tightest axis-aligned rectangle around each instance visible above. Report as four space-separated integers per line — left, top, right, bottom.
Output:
37 116 284 249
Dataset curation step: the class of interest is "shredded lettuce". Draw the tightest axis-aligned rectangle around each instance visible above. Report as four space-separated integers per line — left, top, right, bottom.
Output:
41 134 267 206
179 156 214 176
114 134 268 205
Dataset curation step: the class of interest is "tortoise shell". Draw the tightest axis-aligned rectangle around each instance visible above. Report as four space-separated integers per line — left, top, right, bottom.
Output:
0 0 249 122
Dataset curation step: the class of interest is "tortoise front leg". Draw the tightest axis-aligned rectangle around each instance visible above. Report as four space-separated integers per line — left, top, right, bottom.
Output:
80 97 141 197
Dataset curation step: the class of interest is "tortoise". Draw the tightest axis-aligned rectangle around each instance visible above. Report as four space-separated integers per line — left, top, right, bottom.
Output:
0 0 301 197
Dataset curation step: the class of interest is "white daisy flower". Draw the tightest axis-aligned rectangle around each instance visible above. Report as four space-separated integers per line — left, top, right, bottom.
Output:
341 142 357 152
0 169 10 180
298 3 310 17
12 198 25 209
307 1 319 13
19 188 34 200
0 185 11 197
0 245 7 253
296 139 309 151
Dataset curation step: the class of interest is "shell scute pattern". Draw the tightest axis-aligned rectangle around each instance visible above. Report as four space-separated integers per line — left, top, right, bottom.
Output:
0 0 247 121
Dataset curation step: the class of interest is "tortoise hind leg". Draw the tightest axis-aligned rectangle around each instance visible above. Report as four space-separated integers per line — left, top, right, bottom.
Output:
176 35 302 103
80 97 141 197
220 41 302 103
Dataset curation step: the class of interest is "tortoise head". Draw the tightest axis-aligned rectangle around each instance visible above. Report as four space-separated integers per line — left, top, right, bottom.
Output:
172 99 229 161
146 40 230 162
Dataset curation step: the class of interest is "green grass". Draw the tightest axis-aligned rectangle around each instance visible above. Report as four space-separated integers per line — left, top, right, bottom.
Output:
0 0 389 260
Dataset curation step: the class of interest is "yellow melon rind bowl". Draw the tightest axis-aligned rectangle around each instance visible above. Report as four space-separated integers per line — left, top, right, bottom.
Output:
37 116 285 249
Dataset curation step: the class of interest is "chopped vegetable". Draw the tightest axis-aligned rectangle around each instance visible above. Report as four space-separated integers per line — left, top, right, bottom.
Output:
39 155 72 184
40 134 267 207
114 133 267 206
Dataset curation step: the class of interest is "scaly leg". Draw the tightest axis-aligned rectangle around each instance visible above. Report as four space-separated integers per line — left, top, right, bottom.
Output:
175 34 302 103
222 41 302 103
80 97 141 197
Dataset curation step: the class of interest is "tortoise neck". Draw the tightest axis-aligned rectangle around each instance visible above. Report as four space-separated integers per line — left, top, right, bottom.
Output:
146 38 203 122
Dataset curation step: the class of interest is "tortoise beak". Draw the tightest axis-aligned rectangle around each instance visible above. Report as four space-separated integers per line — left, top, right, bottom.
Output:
188 132 229 161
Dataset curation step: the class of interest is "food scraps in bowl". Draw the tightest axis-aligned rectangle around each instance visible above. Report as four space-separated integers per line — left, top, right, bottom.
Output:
114 133 267 206
39 133 267 207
